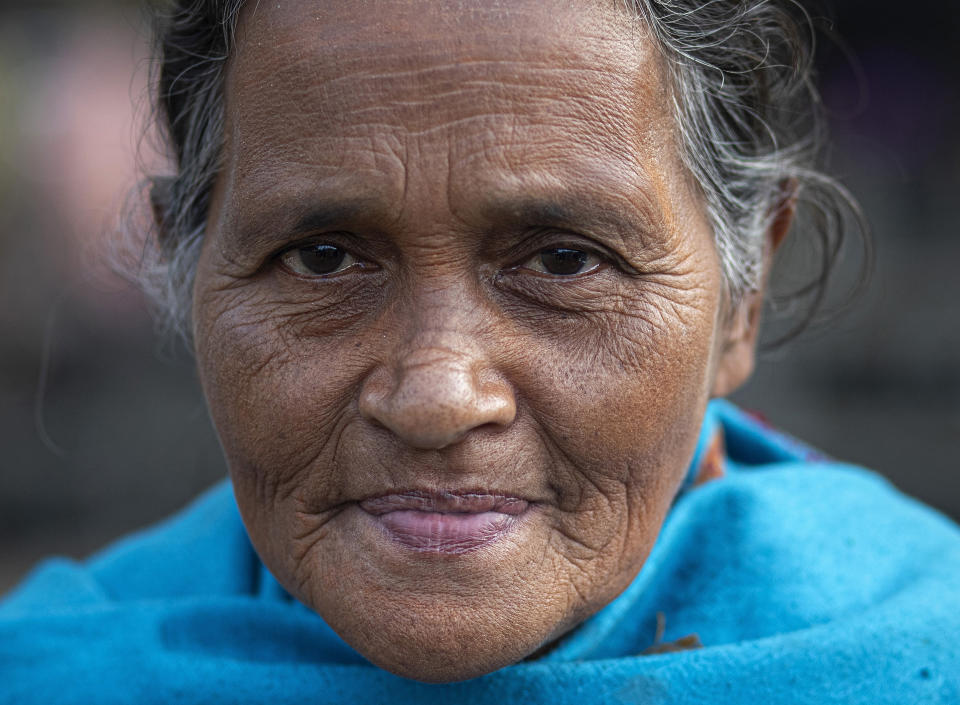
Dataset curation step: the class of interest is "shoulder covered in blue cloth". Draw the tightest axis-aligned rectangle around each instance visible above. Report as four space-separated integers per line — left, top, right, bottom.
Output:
2 401 959 704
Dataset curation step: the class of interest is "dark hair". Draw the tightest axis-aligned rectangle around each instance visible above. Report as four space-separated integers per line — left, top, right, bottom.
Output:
142 0 867 341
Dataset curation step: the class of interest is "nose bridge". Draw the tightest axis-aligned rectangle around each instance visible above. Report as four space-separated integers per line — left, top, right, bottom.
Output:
402 282 484 363
401 335 476 379
359 285 516 449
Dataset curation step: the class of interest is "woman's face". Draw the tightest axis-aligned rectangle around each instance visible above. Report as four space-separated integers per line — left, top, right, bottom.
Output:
193 0 750 683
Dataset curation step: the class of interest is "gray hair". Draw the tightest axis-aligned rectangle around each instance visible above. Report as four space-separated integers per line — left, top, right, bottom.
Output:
141 0 862 340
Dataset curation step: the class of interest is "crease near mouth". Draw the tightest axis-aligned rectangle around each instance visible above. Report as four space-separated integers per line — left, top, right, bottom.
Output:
359 490 529 516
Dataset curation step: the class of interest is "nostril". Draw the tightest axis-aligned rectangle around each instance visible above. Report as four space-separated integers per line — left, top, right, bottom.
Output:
472 379 516 426
471 420 511 438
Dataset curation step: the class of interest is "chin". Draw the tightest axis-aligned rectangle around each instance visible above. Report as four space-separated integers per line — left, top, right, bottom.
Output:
312 584 560 682
370 647 520 684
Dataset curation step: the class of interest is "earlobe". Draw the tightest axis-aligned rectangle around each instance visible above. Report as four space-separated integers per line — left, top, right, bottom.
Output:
711 180 797 397
711 289 763 397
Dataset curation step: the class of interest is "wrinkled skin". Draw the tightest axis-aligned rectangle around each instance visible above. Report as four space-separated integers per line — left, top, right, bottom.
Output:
192 0 773 683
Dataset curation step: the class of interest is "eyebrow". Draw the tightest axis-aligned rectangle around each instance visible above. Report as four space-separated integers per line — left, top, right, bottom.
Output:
222 185 665 259
227 197 383 255
476 192 662 253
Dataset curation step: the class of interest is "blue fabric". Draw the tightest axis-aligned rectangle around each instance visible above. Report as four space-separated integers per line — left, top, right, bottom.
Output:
3 400 960 703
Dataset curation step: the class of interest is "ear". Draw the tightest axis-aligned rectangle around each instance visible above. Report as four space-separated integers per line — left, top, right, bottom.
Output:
711 180 797 397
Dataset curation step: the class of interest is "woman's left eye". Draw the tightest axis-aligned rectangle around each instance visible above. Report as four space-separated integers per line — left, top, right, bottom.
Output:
521 247 604 277
279 243 359 277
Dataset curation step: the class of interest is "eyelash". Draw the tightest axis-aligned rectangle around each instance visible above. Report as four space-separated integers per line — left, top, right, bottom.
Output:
273 237 619 281
513 245 609 278
277 241 362 278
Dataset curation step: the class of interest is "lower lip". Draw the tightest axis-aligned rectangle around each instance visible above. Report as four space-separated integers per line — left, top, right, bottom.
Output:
368 509 524 554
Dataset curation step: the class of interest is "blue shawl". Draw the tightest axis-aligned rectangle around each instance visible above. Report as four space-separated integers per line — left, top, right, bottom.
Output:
3 400 959 703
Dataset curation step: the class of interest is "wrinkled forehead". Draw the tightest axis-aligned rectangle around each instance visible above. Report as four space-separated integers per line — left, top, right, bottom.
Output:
219 0 684 227
232 0 653 66
225 0 670 142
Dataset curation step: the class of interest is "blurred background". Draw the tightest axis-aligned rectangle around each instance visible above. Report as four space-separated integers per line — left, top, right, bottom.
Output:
1 0 958 592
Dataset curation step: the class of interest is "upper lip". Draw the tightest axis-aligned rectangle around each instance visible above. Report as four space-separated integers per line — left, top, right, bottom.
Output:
359 490 530 516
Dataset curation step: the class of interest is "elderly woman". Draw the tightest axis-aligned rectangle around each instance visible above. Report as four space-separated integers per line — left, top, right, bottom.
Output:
3 0 959 701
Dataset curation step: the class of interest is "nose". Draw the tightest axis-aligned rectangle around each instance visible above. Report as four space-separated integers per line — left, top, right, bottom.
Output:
359 344 516 450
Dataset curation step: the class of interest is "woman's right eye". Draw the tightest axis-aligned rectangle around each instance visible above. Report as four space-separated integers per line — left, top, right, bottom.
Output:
279 243 359 277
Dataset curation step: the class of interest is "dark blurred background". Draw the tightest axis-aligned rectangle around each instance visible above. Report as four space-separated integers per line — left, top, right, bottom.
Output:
1 1 958 592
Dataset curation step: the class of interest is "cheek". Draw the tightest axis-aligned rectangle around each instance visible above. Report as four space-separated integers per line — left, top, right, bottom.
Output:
518 273 721 567
525 275 718 464
193 277 375 515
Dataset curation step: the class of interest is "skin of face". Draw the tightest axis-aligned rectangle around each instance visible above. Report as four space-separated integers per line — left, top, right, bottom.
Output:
191 0 773 683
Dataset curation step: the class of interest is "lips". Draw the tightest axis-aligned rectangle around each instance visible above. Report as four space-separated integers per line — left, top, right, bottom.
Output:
359 491 530 554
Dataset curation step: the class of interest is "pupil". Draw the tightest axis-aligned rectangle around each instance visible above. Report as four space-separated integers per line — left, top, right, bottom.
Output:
540 248 587 275
298 244 346 274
